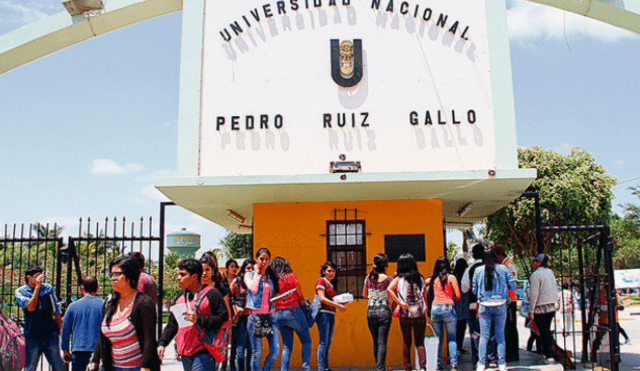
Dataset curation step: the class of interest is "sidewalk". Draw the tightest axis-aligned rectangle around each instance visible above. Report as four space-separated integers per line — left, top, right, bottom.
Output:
158 339 565 371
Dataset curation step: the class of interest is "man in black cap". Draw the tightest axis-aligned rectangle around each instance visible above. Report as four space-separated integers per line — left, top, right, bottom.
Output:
528 253 558 363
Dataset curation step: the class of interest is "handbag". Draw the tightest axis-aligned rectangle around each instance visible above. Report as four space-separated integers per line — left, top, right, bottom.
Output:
407 302 425 318
0 309 25 371
392 304 401 318
193 289 232 362
251 313 274 338
301 298 315 327
232 277 247 310
309 294 322 324
527 318 540 336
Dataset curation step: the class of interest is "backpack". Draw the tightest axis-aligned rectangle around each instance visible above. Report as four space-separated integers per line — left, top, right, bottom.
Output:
468 262 483 304
193 289 232 363
0 309 25 371
399 278 426 318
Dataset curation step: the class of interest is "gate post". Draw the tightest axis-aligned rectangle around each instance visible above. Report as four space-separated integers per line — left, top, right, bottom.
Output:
602 226 620 371
56 238 64 302
159 202 175 338
522 191 543 254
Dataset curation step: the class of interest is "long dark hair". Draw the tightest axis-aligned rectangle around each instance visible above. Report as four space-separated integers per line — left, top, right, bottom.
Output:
429 257 450 294
320 261 338 288
200 252 223 286
453 257 468 286
269 257 294 295
483 250 499 291
396 253 423 289
255 248 279 294
270 257 293 278
368 254 388 282
239 259 255 277
105 256 140 327
236 259 255 291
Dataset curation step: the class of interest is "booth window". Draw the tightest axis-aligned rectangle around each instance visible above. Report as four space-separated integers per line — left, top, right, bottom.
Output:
326 220 366 298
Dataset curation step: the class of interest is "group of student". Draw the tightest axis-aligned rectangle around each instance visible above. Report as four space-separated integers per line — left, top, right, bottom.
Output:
18 243 563 371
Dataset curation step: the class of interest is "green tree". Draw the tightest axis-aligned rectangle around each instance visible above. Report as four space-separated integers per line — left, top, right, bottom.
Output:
162 252 182 301
611 186 640 269
460 223 489 254
219 231 253 259
485 146 617 277
446 241 459 262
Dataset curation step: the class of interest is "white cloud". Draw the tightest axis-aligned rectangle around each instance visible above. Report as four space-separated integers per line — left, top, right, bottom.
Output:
125 163 144 173
135 168 176 182
0 0 58 30
507 0 637 44
140 184 170 202
552 142 574 155
615 159 625 166
89 159 144 175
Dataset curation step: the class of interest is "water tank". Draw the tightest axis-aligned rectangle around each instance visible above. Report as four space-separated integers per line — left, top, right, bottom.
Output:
166 228 200 258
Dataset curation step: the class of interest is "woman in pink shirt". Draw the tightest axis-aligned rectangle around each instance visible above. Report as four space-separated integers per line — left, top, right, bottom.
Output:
426 257 461 371
244 248 280 371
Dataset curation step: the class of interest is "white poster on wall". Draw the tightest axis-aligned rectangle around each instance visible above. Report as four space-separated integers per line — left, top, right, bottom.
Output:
200 0 496 177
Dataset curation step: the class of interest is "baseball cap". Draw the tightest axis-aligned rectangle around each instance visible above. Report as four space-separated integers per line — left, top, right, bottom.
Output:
529 253 548 264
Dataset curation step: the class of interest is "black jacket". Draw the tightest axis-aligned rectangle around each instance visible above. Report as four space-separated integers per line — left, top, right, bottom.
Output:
91 292 161 371
158 285 229 349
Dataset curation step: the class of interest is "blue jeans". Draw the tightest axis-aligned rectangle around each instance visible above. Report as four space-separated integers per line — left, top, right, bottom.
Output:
234 315 252 371
316 313 335 371
248 313 280 371
181 352 216 371
71 351 92 371
367 314 391 371
431 304 458 367
25 333 64 371
275 306 312 371
478 304 507 366
469 311 480 365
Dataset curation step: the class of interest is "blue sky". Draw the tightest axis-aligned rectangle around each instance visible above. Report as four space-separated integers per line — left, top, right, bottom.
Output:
0 0 638 253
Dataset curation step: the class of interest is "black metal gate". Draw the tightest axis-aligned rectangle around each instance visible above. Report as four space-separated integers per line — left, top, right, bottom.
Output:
0 223 64 324
0 215 164 337
542 224 620 371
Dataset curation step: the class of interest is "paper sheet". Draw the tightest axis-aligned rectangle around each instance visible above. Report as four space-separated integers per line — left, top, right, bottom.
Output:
170 303 193 328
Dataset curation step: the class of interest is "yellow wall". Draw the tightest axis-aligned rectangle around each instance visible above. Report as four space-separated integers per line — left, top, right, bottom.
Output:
253 199 444 367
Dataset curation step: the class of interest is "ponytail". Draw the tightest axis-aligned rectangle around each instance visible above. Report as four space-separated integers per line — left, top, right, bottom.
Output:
368 254 388 283
483 250 498 291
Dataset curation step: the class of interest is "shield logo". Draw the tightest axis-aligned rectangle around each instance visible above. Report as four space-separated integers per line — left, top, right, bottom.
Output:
330 39 363 88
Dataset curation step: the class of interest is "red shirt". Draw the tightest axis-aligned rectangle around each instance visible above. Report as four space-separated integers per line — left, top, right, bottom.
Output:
316 277 338 313
273 273 302 310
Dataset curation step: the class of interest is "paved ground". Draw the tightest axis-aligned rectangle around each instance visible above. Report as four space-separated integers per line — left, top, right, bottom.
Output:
37 307 640 371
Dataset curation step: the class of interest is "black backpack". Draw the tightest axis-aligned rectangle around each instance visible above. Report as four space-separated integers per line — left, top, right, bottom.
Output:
468 262 484 305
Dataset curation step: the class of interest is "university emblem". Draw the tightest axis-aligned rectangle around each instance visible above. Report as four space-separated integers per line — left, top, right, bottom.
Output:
330 39 363 87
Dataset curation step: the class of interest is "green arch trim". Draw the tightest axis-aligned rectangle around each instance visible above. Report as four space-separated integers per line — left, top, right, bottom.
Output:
0 0 182 75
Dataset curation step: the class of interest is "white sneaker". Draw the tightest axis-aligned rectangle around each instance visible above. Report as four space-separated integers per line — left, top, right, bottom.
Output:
499 364 507 371
477 365 485 371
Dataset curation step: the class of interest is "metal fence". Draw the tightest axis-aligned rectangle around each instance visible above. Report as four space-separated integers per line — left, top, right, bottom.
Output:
543 224 619 371
0 223 64 323
0 216 164 334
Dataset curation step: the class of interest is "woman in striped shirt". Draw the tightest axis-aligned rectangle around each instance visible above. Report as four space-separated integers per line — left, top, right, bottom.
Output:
90 256 160 371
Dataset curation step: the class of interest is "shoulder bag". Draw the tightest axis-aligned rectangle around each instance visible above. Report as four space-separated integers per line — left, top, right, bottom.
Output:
251 313 274 337
193 290 232 362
